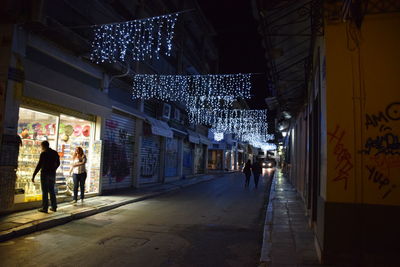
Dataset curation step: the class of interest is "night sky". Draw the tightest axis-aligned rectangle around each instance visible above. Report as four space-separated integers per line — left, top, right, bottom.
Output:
198 0 269 109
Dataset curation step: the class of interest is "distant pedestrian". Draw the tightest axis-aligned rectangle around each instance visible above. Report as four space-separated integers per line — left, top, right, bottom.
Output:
242 160 252 188
252 159 263 189
69 147 87 203
32 141 60 213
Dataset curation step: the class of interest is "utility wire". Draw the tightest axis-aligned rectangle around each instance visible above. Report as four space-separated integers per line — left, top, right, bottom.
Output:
47 9 195 30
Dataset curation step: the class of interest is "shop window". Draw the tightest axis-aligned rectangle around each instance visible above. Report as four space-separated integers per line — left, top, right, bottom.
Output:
162 103 171 119
15 107 101 203
174 108 181 121
16 108 58 202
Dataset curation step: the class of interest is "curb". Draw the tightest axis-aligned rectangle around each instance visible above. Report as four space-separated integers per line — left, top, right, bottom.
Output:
259 170 277 266
0 173 231 242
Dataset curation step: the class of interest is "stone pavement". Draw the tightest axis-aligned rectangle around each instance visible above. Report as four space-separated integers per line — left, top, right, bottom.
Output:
260 170 323 267
0 172 234 242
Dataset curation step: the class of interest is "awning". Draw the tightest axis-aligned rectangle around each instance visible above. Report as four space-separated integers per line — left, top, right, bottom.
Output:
187 129 200 144
168 122 188 138
237 143 246 153
198 134 211 145
145 116 173 138
171 127 187 138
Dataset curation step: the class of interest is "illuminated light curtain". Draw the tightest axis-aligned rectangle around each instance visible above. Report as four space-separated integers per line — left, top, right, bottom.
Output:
190 109 268 132
132 74 252 106
198 109 272 148
90 13 179 63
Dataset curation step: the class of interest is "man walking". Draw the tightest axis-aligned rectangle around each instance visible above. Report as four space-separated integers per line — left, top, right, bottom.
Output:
32 141 60 213
252 159 262 189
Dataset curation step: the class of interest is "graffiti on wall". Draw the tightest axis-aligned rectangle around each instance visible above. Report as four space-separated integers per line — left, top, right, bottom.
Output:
362 102 400 156
361 102 399 200
365 102 400 130
140 149 158 177
140 137 159 178
365 165 396 199
328 125 354 190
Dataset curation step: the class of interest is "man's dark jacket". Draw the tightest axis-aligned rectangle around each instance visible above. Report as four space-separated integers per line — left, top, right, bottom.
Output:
34 148 60 177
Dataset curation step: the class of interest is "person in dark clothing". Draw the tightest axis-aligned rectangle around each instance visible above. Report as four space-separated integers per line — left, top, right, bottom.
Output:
242 160 252 188
252 159 263 189
32 141 60 213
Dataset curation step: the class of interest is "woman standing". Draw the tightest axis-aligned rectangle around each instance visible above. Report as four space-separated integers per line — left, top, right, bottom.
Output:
69 147 87 203
242 159 252 188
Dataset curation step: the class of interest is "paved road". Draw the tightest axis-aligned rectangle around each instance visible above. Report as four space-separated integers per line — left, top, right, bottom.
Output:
0 170 273 267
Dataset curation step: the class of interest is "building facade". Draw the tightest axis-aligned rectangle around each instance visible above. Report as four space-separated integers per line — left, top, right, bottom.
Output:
0 0 218 213
254 0 400 265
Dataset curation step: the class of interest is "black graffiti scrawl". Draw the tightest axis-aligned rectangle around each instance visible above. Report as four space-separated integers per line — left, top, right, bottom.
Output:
365 102 400 130
361 133 400 156
361 102 400 156
366 165 397 199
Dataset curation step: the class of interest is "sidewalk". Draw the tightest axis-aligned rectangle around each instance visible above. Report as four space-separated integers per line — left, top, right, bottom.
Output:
0 172 234 242
260 170 321 267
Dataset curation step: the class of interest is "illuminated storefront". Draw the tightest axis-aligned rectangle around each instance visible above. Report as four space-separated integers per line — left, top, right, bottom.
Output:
208 149 223 170
15 107 101 203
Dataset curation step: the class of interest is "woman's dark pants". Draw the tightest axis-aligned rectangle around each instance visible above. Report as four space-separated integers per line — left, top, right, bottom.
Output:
253 174 260 188
73 172 87 200
245 174 251 187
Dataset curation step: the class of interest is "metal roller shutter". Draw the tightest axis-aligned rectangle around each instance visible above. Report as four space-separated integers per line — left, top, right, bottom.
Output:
140 135 161 184
102 112 136 190
165 138 178 177
183 141 193 176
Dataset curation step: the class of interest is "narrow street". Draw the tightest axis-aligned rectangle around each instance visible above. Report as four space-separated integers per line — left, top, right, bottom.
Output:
0 171 273 267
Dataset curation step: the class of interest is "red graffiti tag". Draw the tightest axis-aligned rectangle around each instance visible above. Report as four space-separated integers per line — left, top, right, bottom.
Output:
328 125 354 190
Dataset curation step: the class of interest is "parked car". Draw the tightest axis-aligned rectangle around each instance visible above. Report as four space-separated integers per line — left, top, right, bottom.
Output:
262 158 276 168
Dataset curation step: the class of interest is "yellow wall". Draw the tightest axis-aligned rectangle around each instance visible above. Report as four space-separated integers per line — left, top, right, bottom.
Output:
325 13 400 205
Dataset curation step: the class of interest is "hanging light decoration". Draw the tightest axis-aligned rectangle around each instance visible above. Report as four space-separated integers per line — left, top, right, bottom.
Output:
213 132 224 142
132 74 252 106
90 13 179 63
190 108 267 131
196 108 271 149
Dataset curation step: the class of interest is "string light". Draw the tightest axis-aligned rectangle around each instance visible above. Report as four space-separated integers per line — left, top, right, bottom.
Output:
213 132 224 141
195 108 270 148
90 13 179 63
132 74 252 107
190 109 267 131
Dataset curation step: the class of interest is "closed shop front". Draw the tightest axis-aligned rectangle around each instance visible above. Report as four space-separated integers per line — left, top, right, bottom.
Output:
102 110 136 190
183 141 193 176
165 137 178 177
140 135 161 184
139 116 173 184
